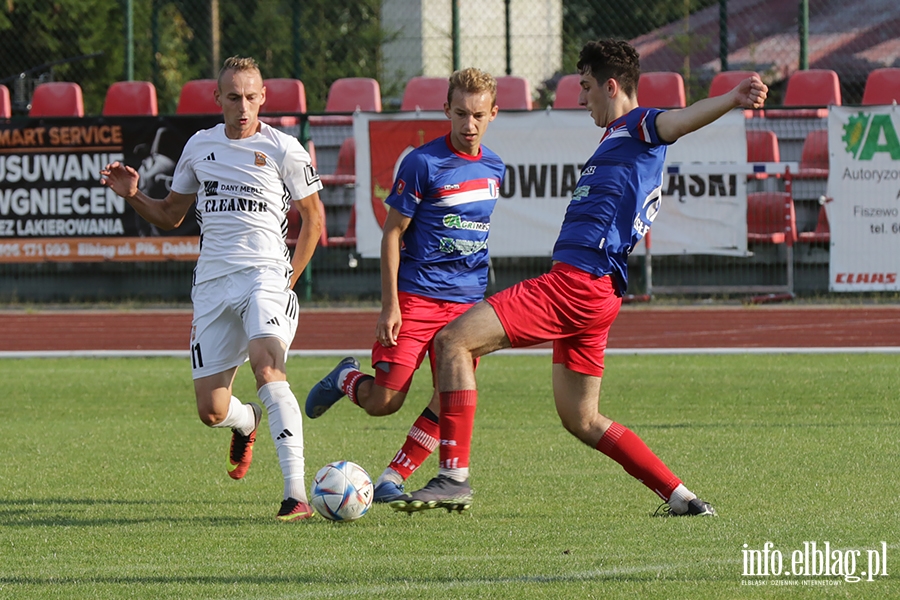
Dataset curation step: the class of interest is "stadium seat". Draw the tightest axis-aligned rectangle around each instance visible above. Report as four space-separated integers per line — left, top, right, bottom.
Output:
0 84 10 118
747 191 797 245
176 79 220 114
795 129 829 179
29 82 84 117
326 205 357 247
496 75 532 110
102 81 158 116
746 130 780 181
401 76 449 111
553 73 582 109
305 139 317 169
260 78 306 127
862 68 900 105
766 69 840 118
797 200 831 244
708 70 760 98
309 77 381 126
320 137 355 186
637 72 686 109
286 199 328 249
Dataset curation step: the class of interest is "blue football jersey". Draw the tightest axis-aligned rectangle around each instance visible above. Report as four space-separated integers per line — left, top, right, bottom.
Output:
386 135 505 303
552 107 671 292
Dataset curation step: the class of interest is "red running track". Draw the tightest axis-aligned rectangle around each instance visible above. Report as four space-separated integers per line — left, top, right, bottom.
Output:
1 306 898 351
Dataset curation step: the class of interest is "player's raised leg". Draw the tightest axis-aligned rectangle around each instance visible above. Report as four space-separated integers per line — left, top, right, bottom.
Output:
304 356 363 418
552 364 715 516
392 301 509 512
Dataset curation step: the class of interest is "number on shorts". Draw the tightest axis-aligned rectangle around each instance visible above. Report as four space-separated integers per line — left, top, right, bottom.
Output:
191 343 204 369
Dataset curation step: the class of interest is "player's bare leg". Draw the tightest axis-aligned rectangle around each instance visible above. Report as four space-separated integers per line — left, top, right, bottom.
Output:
552 364 715 516
248 336 313 521
392 301 509 512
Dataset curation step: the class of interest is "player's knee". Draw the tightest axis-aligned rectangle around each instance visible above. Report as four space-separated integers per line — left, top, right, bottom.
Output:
362 391 404 417
434 326 463 360
198 405 226 427
253 363 283 388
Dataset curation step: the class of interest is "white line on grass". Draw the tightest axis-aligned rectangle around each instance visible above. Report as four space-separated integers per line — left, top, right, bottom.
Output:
2 346 900 359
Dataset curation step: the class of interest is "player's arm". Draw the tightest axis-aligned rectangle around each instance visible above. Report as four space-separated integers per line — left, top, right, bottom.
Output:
655 75 768 143
100 161 195 230
377 208 412 347
288 191 323 290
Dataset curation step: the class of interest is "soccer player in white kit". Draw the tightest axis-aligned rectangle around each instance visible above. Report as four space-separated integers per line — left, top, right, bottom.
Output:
100 56 323 521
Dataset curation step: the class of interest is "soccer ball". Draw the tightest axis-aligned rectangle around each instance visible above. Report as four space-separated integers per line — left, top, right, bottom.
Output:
309 460 373 522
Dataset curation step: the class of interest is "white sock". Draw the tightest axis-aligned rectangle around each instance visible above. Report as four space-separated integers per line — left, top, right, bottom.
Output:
438 467 469 482
212 396 255 434
376 467 403 486
666 483 697 514
258 381 307 502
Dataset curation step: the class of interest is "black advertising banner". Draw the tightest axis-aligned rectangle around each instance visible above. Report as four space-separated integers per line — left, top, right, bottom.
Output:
0 115 221 241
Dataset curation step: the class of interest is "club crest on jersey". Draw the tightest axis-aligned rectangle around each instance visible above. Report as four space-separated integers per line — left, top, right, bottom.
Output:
488 178 499 199
254 151 267 166
396 179 406 195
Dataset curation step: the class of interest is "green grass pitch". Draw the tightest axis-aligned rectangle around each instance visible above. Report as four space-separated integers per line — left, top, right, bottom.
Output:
1 353 898 599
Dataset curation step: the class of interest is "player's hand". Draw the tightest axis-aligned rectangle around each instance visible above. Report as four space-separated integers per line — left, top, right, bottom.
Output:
99 161 140 199
375 306 401 347
734 75 768 109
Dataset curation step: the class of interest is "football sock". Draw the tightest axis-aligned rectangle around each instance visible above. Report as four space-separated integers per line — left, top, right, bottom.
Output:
213 396 256 435
437 390 477 482
387 407 440 480
666 483 697 514
341 370 373 406
258 381 307 501
595 421 681 501
377 467 403 487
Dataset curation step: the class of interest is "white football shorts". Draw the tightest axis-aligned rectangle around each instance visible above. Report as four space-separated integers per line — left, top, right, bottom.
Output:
189 265 299 379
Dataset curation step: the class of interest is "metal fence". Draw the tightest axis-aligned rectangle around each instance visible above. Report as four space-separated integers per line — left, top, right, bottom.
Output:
1 0 899 303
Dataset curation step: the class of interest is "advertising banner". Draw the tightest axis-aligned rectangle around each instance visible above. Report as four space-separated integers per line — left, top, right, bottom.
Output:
353 109 748 258
827 106 900 291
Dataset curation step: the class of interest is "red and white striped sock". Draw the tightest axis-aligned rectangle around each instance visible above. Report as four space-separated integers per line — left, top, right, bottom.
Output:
388 407 439 480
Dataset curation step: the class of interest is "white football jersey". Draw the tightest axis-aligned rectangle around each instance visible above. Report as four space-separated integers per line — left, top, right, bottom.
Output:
171 122 322 284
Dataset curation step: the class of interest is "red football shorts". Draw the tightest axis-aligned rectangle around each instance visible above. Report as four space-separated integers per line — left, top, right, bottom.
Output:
372 292 477 392
486 262 622 377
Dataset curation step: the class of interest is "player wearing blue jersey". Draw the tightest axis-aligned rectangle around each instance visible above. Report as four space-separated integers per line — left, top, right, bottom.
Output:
305 68 505 503
392 40 768 515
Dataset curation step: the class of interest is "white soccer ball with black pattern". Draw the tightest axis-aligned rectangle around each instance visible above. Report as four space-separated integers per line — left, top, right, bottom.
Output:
309 460 373 521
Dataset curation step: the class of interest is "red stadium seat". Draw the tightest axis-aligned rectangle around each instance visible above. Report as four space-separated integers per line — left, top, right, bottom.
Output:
262 78 306 114
766 69 840 118
747 191 797 246
746 130 780 181
795 129 829 179
709 70 760 98
496 75 532 110
320 137 355 186
0 84 10 118
798 201 831 244
176 79 220 115
29 82 84 117
637 72 686 109
553 74 582 109
309 77 381 126
103 81 158 116
862 68 900 105
401 76 449 111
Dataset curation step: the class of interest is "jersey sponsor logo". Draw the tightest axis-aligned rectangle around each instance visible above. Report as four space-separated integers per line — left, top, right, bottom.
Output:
443 183 460 190
304 164 320 186
442 214 490 232
438 236 487 256
203 197 269 213
581 166 596 176
434 178 500 206
571 185 590 201
203 180 219 197
219 183 261 195
203 152 216 161
254 151 267 166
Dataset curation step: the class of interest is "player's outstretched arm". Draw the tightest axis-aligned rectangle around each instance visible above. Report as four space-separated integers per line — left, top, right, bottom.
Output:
288 192 323 290
100 161 195 230
655 75 768 143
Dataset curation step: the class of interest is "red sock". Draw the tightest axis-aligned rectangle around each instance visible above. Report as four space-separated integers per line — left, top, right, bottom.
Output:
341 370 373 406
389 408 439 480
595 422 681 500
439 390 477 470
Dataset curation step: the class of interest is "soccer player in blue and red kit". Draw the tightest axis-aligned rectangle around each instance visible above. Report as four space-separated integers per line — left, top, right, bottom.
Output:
305 67 506 503
392 40 769 515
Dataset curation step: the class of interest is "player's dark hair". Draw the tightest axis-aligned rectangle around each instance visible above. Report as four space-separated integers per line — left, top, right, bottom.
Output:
447 67 497 107
577 40 641 99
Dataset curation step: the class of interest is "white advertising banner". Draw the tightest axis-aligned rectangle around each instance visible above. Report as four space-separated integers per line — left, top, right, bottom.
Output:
353 109 748 258
828 106 900 291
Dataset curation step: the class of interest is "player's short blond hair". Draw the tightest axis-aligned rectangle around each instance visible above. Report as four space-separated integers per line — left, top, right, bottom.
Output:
218 56 262 87
447 67 497 107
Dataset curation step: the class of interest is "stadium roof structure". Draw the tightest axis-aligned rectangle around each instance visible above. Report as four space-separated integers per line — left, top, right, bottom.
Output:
631 0 900 95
